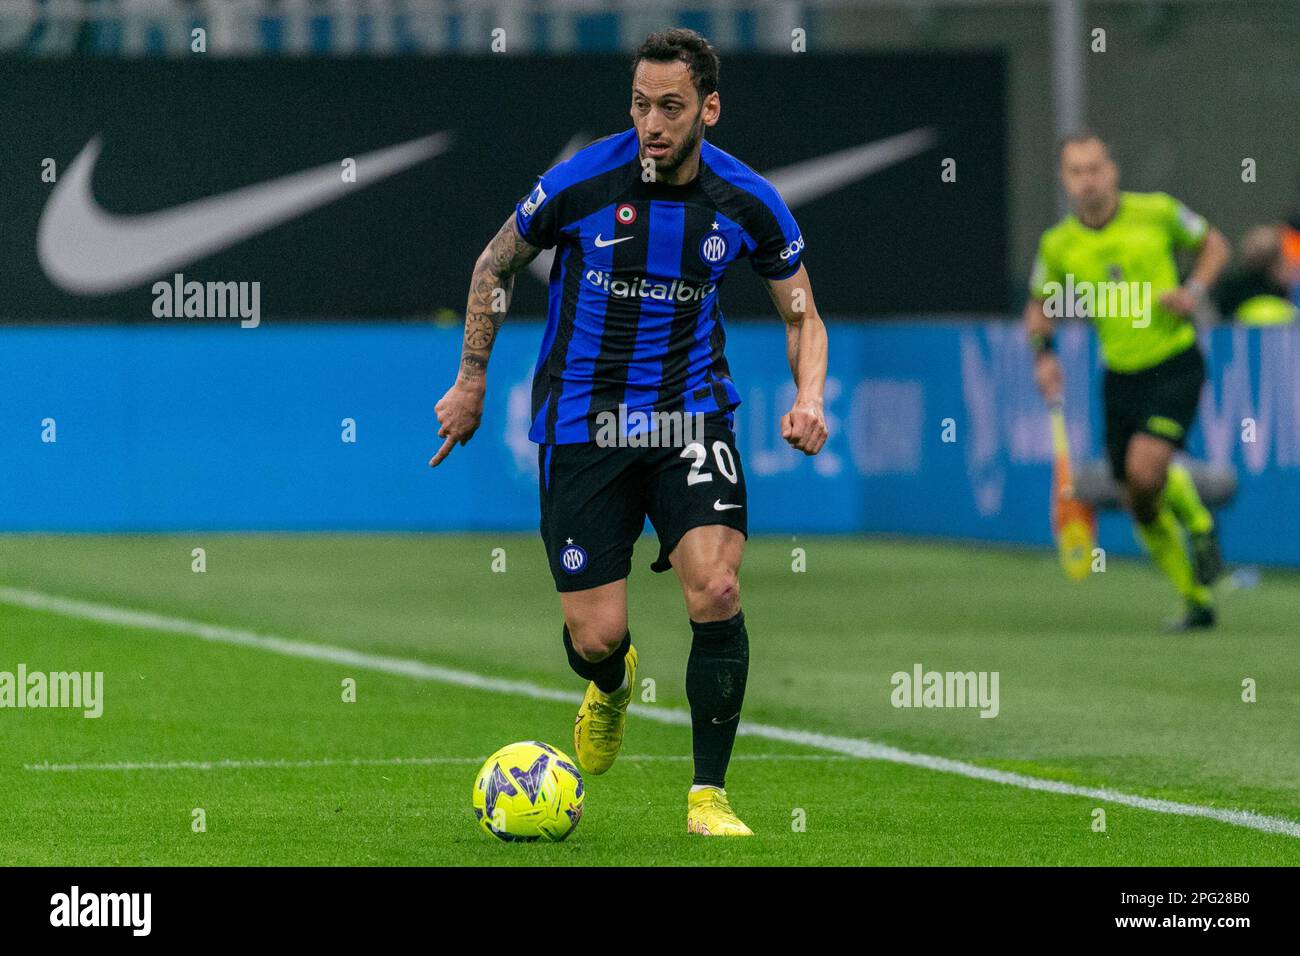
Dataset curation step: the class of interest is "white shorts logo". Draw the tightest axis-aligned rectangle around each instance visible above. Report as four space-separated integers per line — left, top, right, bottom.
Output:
560 541 588 574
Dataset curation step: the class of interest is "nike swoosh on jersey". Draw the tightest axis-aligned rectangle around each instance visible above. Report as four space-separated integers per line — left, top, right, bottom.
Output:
38 132 452 295
593 234 633 248
713 500 743 511
526 126 938 286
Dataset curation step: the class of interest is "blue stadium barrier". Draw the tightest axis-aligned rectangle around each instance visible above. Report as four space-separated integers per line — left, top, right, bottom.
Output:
3 321 1297 566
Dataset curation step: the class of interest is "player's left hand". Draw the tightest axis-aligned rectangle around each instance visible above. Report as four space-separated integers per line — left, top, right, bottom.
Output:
1158 286 1198 317
781 396 828 456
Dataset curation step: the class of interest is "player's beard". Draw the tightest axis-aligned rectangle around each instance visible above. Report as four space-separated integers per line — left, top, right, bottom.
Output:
648 109 705 180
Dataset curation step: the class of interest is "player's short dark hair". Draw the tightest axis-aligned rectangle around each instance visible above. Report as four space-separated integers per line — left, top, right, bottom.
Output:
632 28 720 101
1057 128 1109 158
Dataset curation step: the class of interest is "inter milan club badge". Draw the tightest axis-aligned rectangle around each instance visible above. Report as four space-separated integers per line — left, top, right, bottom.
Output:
699 231 728 264
616 204 637 225
560 538 588 574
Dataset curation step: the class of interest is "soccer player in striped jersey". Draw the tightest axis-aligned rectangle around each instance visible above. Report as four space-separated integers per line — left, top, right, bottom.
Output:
1026 132 1230 631
430 29 829 835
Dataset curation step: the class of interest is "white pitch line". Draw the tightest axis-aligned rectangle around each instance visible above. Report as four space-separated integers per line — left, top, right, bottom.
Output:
27 756 483 773
3 585 1298 840
24 754 850 773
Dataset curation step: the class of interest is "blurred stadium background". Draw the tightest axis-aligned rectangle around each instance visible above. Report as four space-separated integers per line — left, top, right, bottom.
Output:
3 0 1297 564
3 0 1300 869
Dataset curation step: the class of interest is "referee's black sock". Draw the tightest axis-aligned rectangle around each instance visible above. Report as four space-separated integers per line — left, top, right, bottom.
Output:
686 611 749 788
562 626 630 694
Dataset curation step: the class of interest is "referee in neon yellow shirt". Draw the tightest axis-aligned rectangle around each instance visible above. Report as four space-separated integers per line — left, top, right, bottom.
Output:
1026 131 1231 631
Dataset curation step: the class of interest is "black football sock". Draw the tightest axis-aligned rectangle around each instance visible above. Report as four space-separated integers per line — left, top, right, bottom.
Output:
686 611 749 788
563 626 630 694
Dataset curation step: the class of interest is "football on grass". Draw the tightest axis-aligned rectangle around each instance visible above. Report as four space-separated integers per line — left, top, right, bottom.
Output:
472 741 584 842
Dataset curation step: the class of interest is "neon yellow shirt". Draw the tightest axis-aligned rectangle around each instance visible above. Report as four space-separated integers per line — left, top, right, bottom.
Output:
1030 191 1208 372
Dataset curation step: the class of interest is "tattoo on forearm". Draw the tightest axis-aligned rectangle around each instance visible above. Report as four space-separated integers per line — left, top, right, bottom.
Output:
465 312 499 350
457 216 537 381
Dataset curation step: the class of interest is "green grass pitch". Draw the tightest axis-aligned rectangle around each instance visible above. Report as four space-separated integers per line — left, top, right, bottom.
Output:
1 533 1297 866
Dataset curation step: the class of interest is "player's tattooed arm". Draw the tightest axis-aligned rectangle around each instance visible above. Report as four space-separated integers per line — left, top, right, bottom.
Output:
764 264 829 456
457 215 543 385
430 215 542 468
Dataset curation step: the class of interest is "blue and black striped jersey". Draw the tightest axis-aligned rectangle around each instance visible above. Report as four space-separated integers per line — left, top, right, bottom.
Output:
515 128 805 445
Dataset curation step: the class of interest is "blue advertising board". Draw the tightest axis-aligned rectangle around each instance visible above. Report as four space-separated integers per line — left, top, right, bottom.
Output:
3 321 1297 566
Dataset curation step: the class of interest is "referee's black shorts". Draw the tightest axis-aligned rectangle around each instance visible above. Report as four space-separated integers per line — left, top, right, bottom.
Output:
1102 345 1205 483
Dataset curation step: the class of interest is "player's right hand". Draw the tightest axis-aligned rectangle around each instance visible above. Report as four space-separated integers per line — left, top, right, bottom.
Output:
1034 352 1063 404
429 381 485 467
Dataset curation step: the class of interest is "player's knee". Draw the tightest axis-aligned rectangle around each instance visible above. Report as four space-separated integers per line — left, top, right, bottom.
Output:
686 569 741 621
1126 478 1162 524
1127 468 1165 505
565 615 626 662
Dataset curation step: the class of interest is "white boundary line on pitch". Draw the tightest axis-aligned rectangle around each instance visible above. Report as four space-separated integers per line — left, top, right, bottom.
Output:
24 754 850 773
3 584 1298 840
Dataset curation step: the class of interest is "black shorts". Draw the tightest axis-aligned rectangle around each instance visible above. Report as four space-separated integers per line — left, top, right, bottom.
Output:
537 413 748 592
1103 345 1205 483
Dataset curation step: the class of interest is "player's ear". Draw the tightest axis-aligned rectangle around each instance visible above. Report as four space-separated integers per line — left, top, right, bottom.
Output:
703 91 720 127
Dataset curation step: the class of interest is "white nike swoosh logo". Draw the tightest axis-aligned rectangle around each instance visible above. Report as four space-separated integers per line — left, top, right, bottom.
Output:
527 127 937 286
761 127 938 207
38 132 453 295
593 234 633 248
713 500 743 511
711 712 740 724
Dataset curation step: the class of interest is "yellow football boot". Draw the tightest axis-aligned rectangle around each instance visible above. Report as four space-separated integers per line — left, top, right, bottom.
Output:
687 786 753 836
573 644 636 775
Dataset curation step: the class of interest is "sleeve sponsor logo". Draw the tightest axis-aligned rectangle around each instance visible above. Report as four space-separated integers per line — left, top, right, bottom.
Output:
521 181 547 217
